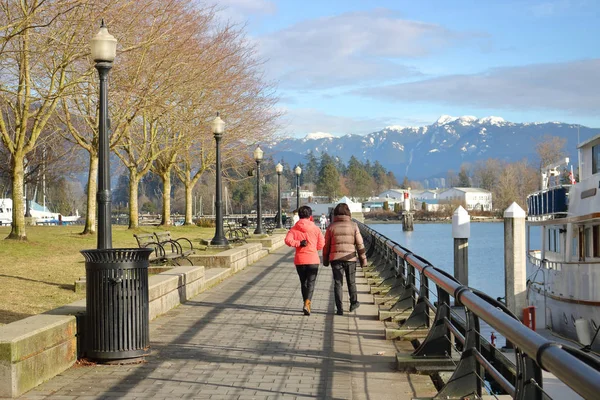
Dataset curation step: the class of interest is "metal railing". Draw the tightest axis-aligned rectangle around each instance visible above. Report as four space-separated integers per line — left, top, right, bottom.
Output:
356 221 600 400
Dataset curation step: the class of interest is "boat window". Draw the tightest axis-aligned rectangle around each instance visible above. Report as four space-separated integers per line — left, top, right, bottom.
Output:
585 227 592 258
593 144 600 174
594 226 600 258
547 228 560 252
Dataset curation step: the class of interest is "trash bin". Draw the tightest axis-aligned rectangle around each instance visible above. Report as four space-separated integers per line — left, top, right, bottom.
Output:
80 248 153 362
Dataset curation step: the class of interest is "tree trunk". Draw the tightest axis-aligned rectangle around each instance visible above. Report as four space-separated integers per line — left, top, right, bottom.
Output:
128 173 140 229
7 154 27 240
185 183 193 225
160 169 171 227
82 153 98 235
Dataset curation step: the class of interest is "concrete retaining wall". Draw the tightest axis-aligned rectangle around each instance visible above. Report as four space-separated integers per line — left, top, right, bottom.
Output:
0 240 274 398
190 242 269 272
246 233 286 253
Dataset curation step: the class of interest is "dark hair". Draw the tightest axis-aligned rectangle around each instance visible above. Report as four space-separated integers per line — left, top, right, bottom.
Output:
298 205 312 219
333 203 351 217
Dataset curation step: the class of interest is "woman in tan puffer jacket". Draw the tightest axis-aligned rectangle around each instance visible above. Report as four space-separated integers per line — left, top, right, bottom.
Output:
323 203 367 315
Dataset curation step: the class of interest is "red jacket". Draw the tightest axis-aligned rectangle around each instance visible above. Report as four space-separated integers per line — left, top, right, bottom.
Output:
285 218 325 265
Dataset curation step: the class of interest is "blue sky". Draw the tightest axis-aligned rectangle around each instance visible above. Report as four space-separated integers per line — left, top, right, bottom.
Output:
217 0 600 137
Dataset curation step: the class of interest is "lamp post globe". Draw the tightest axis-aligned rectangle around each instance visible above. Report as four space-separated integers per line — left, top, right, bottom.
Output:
210 113 228 246
294 165 302 211
275 163 283 229
91 20 117 250
254 146 264 235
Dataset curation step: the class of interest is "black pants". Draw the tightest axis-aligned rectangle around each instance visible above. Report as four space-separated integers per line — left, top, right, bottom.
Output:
296 264 319 302
331 261 357 312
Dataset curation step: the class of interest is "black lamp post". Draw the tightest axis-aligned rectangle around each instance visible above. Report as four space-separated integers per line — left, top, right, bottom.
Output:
254 146 264 235
210 113 228 246
294 165 302 210
91 20 117 249
275 163 283 229
81 21 153 364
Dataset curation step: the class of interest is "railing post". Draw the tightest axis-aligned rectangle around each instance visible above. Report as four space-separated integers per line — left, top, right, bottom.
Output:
412 286 452 357
434 308 483 399
399 268 430 329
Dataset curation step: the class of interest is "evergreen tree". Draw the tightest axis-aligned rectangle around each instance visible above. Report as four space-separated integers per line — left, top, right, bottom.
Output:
458 166 471 187
346 163 373 199
112 173 130 206
317 163 341 201
304 152 319 185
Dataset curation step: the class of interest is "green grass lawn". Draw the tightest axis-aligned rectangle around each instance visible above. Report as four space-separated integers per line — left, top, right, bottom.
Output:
0 224 215 325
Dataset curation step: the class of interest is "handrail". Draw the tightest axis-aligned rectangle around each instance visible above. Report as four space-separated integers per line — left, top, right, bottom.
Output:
356 220 600 400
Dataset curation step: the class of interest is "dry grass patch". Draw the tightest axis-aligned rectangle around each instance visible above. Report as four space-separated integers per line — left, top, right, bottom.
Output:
0 225 215 324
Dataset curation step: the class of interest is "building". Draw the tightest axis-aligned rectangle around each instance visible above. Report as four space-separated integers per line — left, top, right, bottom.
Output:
281 189 315 210
378 189 406 200
413 199 442 212
411 189 441 200
363 197 402 211
438 187 493 211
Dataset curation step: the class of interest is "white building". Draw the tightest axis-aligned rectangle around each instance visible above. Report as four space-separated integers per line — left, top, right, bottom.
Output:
363 196 402 211
379 189 406 200
438 187 493 211
411 189 440 200
414 199 442 212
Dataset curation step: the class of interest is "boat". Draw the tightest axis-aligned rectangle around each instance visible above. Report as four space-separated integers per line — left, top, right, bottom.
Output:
0 198 80 226
526 133 600 351
0 198 12 226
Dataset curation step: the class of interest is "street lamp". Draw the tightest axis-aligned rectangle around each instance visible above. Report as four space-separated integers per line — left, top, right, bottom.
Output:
275 163 283 229
81 21 153 364
254 146 264 234
91 20 117 249
210 113 228 246
294 165 302 210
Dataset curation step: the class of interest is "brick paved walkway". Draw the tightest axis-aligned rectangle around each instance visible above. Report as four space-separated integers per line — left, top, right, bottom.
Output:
21 246 435 400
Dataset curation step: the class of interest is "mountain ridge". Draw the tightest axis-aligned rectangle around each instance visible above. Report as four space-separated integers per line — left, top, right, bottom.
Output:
267 116 598 185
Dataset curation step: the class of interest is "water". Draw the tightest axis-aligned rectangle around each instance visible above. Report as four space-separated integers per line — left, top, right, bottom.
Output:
367 222 541 302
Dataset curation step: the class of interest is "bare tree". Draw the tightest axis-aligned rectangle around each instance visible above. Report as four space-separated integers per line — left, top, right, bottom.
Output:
0 0 93 239
535 135 567 169
472 159 502 191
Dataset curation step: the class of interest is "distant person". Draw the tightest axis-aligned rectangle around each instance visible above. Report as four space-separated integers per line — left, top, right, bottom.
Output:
319 213 327 231
323 203 368 315
241 216 249 228
292 210 299 226
284 206 325 316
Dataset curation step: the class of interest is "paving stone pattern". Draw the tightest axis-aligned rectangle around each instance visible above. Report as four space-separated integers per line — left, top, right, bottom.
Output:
21 247 435 400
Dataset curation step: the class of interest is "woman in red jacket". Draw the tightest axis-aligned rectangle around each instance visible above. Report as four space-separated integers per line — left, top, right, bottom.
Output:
284 205 325 315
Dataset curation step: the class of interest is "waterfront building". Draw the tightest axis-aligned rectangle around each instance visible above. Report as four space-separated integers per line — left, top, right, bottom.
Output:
438 187 493 211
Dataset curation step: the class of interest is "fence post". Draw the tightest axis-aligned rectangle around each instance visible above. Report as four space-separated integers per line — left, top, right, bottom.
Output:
503 202 527 317
452 206 470 286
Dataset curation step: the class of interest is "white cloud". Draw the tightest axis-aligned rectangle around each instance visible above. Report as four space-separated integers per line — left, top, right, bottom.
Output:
216 0 276 24
278 108 429 137
256 9 483 89
352 59 600 114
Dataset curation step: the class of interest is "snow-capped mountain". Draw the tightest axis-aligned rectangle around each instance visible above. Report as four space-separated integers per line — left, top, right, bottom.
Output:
267 116 598 181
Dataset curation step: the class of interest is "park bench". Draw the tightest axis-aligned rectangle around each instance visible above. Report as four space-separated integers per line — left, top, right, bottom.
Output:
134 233 183 265
153 231 194 265
263 219 275 234
226 224 248 245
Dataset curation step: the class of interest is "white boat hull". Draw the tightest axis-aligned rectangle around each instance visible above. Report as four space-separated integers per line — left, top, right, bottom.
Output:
528 282 600 351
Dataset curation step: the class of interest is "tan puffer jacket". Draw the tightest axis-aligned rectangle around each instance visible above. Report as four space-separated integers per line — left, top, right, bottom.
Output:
323 215 367 267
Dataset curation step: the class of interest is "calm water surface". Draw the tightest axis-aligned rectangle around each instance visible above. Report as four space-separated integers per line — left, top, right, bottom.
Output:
367 222 541 301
